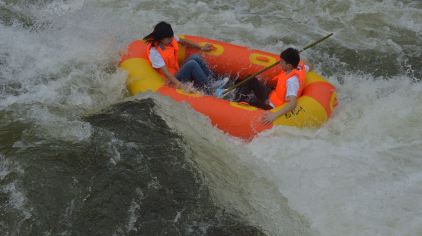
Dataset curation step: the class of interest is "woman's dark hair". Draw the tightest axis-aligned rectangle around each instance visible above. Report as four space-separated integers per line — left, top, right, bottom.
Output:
143 21 174 44
280 48 300 68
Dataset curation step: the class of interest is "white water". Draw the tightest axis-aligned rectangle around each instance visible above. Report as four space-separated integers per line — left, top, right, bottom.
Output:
250 76 422 236
156 74 422 236
1 0 421 235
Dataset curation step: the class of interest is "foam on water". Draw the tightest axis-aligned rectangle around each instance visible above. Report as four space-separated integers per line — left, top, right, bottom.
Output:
0 155 31 235
249 74 422 236
153 72 422 236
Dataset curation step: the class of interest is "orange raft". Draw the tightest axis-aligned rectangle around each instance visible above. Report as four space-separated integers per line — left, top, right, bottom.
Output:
119 35 337 140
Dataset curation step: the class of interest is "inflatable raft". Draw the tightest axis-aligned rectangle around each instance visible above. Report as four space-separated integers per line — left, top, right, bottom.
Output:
119 35 337 140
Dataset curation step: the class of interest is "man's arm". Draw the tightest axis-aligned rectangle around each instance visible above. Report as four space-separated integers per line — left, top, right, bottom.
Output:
262 96 297 125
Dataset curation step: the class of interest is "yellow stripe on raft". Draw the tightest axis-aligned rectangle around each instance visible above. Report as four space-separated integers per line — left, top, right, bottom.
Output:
272 96 328 127
249 53 277 67
120 58 164 94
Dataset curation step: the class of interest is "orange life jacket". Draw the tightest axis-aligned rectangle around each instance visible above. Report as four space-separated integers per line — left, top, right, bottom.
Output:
146 38 180 77
269 61 306 107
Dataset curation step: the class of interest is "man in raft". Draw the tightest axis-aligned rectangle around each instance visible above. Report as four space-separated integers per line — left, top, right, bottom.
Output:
144 21 225 93
233 48 312 124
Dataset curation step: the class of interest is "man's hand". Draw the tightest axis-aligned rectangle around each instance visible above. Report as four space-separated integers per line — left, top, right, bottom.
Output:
261 96 297 125
261 111 279 125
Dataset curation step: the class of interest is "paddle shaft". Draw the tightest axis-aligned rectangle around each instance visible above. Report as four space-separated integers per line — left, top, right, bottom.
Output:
221 33 333 97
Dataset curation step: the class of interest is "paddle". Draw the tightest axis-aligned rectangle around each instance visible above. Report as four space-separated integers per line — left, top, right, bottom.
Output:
215 33 333 98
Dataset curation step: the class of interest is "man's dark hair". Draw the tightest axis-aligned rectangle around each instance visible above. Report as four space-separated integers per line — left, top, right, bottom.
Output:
144 21 174 44
280 48 300 68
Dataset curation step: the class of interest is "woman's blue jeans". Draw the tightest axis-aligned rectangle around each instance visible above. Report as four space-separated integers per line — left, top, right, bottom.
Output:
176 55 212 88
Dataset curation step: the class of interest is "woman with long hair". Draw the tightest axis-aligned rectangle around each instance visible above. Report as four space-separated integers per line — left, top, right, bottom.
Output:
144 21 223 93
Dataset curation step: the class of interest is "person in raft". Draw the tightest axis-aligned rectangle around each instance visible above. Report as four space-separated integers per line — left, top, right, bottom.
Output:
233 48 312 125
144 21 225 93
